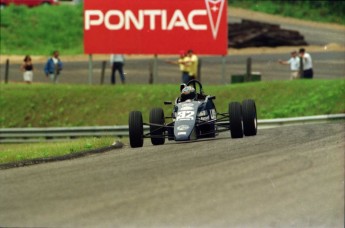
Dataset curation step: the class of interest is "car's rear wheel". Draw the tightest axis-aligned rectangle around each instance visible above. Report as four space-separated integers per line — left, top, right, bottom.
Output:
129 111 144 148
242 99 257 136
149 108 165 145
229 102 243 138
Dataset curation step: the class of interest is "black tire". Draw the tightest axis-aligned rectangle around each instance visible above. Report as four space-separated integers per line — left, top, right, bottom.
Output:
149 108 165 145
229 102 243 138
129 111 144 148
242 99 257 136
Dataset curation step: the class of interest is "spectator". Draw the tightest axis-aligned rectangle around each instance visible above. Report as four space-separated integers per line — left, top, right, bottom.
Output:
278 50 300 80
44 50 63 83
110 54 125 84
299 48 313 79
185 49 199 81
165 50 190 84
21 55 34 84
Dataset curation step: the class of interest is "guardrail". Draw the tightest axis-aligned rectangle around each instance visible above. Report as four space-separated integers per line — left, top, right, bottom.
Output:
1 114 344 143
255 113 345 128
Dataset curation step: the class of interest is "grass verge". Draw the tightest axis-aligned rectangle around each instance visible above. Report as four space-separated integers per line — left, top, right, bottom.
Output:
1 80 344 128
228 0 345 25
0 137 119 165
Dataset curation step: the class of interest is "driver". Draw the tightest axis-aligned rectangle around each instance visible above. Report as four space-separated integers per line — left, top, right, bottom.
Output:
180 86 196 102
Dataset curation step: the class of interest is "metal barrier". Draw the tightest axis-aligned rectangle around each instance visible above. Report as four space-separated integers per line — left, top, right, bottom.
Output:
0 126 131 143
1 114 344 143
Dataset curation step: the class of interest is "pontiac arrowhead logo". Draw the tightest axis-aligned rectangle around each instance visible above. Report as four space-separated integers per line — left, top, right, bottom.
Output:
205 0 225 39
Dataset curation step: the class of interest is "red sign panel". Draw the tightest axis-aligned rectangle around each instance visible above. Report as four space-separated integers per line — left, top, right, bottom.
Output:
84 0 227 55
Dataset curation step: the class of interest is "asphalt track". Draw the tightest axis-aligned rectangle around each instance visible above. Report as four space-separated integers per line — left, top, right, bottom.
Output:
0 122 344 227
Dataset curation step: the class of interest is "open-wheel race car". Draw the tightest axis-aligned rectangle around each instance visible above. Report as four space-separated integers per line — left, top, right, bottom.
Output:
128 80 257 148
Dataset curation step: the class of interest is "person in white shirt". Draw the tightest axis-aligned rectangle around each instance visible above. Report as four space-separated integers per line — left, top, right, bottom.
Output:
110 54 125 84
299 48 313 79
278 50 300 80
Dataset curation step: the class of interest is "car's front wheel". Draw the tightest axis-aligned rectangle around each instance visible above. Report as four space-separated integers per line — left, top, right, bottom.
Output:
242 99 257 136
149 108 165 145
229 102 243 138
129 111 144 148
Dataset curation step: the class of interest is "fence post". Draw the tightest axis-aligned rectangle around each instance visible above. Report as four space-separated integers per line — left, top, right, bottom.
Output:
299 56 304 78
88 54 93 85
5 59 9 84
153 54 158 84
195 58 202 82
221 56 226 84
100 61 106 85
148 60 153 84
246 57 252 82
53 62 59 84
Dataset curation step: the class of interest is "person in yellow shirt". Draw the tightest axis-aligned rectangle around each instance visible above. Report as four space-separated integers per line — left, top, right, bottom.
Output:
165 50 190 84
185 49 198 81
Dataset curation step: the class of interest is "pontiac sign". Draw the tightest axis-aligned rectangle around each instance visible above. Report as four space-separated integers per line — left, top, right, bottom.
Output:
84 0 227 55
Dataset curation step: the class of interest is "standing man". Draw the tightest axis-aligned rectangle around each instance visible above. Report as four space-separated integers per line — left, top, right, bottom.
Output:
110 54 125 84
44 50 63 83
278 50 300 80
185 49 198 81
299 48 313 79
165 50 190 84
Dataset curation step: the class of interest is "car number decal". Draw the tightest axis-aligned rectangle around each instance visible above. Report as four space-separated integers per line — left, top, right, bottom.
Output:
176 111 195 121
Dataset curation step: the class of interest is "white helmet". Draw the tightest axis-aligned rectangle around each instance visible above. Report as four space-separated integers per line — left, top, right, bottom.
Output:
181 86 196 101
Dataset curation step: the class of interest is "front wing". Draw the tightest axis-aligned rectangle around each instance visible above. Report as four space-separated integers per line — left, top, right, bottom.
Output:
142 112 230 140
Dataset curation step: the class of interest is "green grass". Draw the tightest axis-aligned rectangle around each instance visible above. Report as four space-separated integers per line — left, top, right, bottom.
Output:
1 80 344 128
0 4 83 55
229 0 345 25
1 80 344 165
0 137 117 164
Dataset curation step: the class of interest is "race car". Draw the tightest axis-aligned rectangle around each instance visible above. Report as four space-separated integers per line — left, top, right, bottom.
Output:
128 79 257 148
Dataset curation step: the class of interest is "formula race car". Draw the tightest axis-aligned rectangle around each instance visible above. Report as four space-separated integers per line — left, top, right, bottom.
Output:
128 80 257 148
